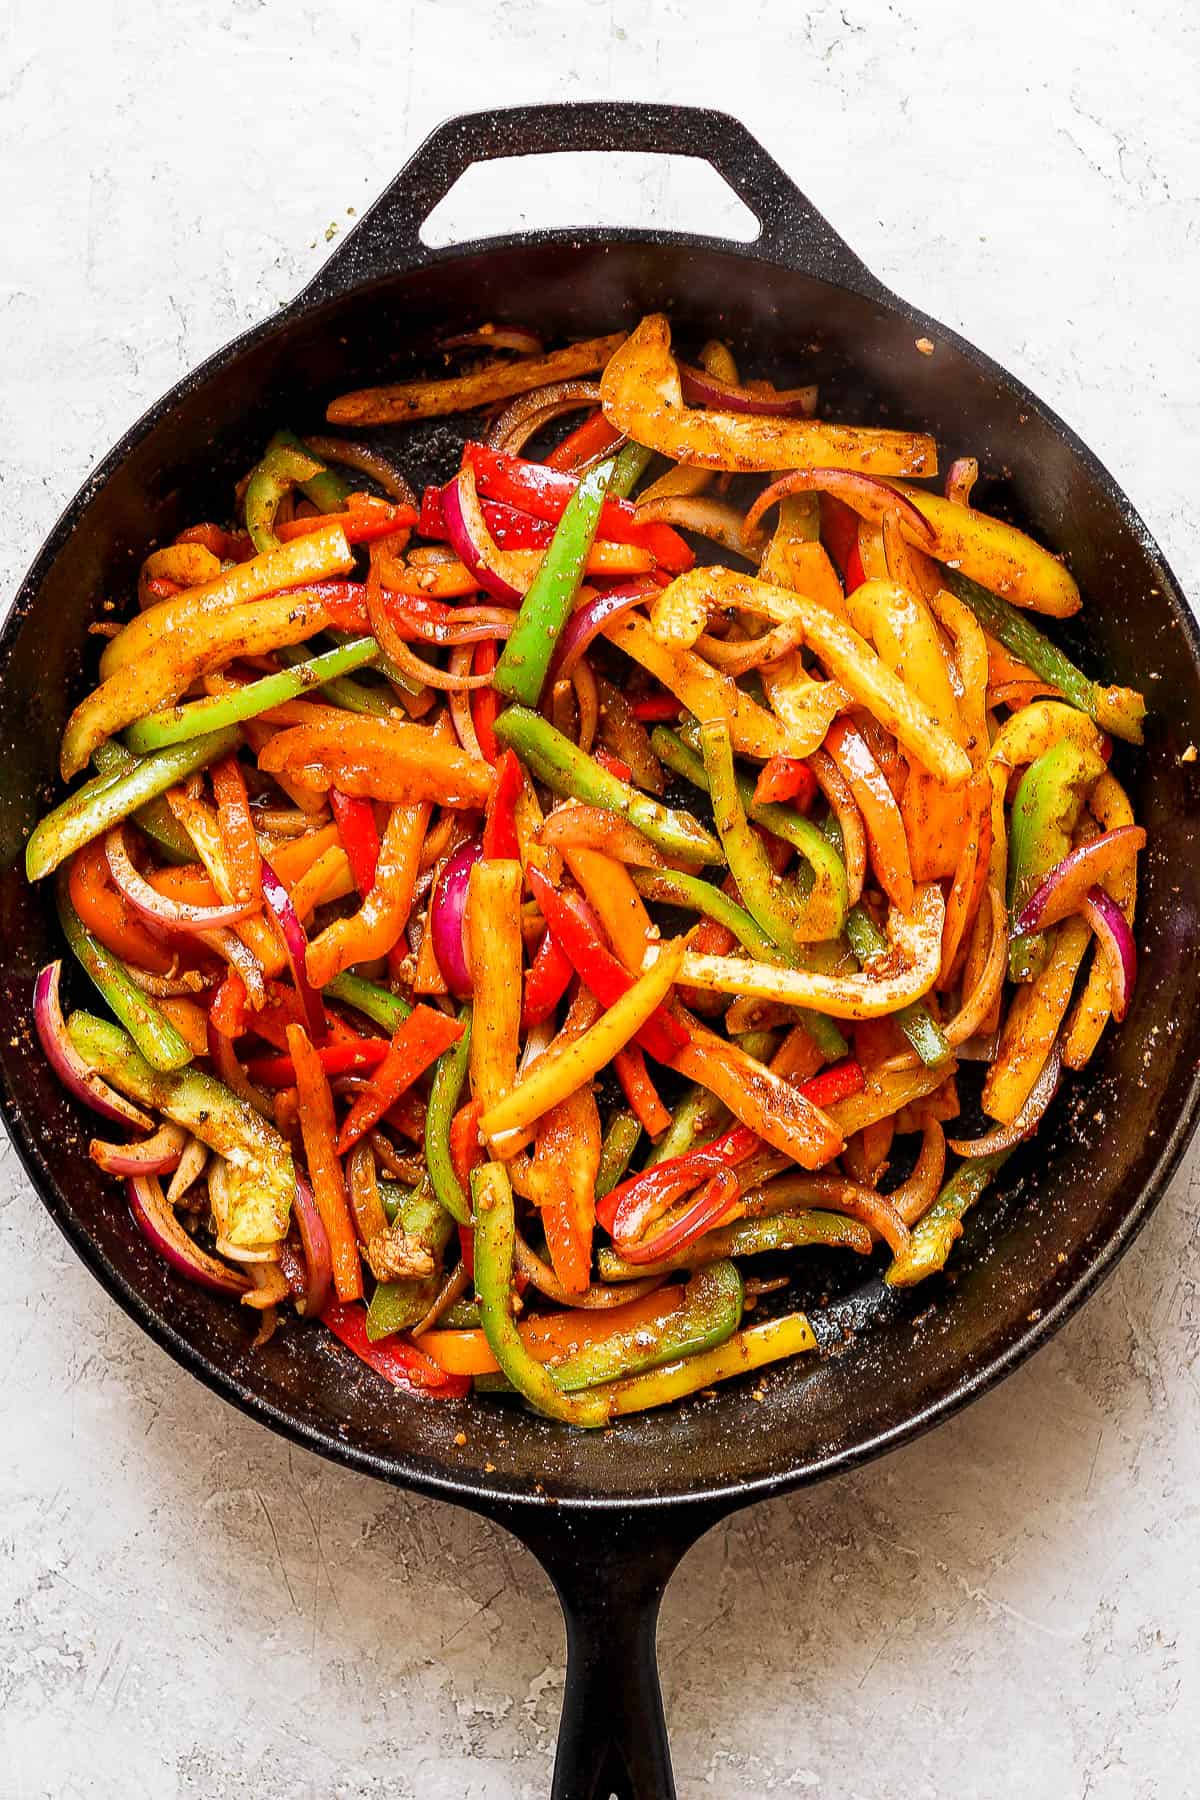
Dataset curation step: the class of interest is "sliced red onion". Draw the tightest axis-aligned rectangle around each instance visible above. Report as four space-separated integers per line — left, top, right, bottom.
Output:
166 1134 209 1204
1015 826 1146 935
441 326 544 356
104 826 257 934
90 1122 187 1176
301 435 417 507
206 1017 274 1119
291 1170 332 1318
127 1174 249 1296
441 465 529 604
949 1043 1063 1157
430 837 482 999
679 363 817 417
391 599 516 648
1082 885 1136 1021
742 467 936 550
944 456 979 507
446 646 486 762
547 579 661 684
486 380 603 454
260 857 326 1043
34 961 152 1129
121 963 216 998
197 928 267 1008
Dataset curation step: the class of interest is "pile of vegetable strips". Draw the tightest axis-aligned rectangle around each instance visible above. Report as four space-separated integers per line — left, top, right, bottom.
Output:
26 316 1148 1427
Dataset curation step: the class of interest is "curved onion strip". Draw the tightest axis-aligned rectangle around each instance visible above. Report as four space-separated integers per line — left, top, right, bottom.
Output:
889 1120 947 1226
1016 826 1146 934
291 1170 333 1317
944 456 979 507
548 580 659 684
207 1018 274 1119
255 808 329 837
486 380 602 453
678 363 817 417
127 1174 249 1296
429 837 481 998
447 645 487 761
121 962 214 997
300 435 417 507
1082 884 1136 1021
366 1128 425 1185
571 656 599 756
105 827 257 934
696 620 805 674
636 494 765 560
742 468 936 550
197 928 266 1008
883 886 1008 1071
442 325 544 356
538 802 667 868
391 601 516 647
367 573 494 691
949 1041 1063 1157
613 1169 741 1264
441 464 529 603
34 961 152 1129
260 859 325 1041
411 1258 472 1337
512 1230 666 1309
808 749 867 906
90 1122 187 1176
166 1133 210 1204
740 1173 911 1256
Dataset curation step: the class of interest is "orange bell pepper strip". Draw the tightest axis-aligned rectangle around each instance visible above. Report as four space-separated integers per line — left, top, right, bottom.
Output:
335 1006 465 1154
68 840 177 973
449 1098 485 1192
560 845 655 974
753 756 817 810
466 858 525 1120
613 1044 672 1137
209 969 248 1039
275 493 418 545
530 1084 602 1294
939 773 993 982
422 1282 688 1377
824 717 914 912
156 996 210 1058
900 766 967 883
258 715 495 808
210 755 262 902
286 1021 362 1302
305 800 430 989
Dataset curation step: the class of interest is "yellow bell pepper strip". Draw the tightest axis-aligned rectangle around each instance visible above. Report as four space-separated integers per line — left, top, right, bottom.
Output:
650 568 972 788
845 577 963 740
493 456 614 705
595 1108 642 1200
425 1007 474 1227
286 1022 363 1301
305 799 430 988
124 639 379 754
650 725 848 942
603 611 796 762
138 541 223 608
26 726 240 882
632 869 779 962
885 1151 1012 1285
983 915 1091 1123
90 739 196 864
597 1208 873 1281
596 1309 818 1417
57 879 193 1071
68 1010 294 1245
98 524 354 679
479 933 691 1142
946 570 1144 742
600 315 937 476
471 1161 613 1427
328 332 627 426
1007 740 1105 981
467 857 525 1123
826 1061 958 1138
842 903 951 1067
666 881 945 1018
887 485 1080 618
1063 773 1139 1069
926 586 990 768
493 705 722 867
258 715 495 807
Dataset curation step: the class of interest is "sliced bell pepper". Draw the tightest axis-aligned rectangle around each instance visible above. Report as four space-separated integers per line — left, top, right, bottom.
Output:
67 839 177 974
884 1151 1012 1286
335 1006 464 1154
465 442 692 571
1007 739 1106 981
286 1022 363 1301
306 797 431 989
481 749 523 860
631 869 779 963
425 1010 474 1227
424 1280 687 1379
244 1036 391 1087
753 756 817 811
544 409 625 472
258 715 494 808
520 927 574 1030
824 718 914 913
595 1108 642 1200
329 333 627 426
276 493 417 546
466 857 524 1120
210 755 261 902
57 878 193 1072
530 1084 602 1294
322 1299 470 1397
470 638 500 764
330 789 381 896
124 639 380 755
612 1043 672 1137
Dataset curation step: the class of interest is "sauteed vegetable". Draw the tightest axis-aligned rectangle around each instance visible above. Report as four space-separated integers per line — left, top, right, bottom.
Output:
25 317 1147 1427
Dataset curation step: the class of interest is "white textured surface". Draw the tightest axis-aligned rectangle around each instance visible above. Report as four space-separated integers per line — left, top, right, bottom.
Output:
2 2 1199 1795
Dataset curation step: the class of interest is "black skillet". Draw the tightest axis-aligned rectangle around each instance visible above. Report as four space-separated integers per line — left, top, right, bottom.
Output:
1 103 1198 1798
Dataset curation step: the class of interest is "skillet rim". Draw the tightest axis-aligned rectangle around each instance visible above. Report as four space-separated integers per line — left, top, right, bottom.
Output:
2 221 1198 1517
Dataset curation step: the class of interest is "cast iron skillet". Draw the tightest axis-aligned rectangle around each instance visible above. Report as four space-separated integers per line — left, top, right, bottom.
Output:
1 103 1198 1798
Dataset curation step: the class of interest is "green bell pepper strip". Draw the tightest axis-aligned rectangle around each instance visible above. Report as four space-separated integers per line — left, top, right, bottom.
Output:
595 1108 642 1201
648 1083 730 1166
66 1010 295 1243
123 639 379 753
27 726 240 883
273 428 352 514
324 628 425 702
244 435 336 555
597 1208 873 1280
441 1297 483 1329
476 1260 744 1394
471 1160 613 1427
366 1274 440 1342
57 880 193 1071
324 970 412 1032
1007 739 1106 981
631 868 780 962
91 741 195 864
731 1029 778 1064
274 641 397 717
380 1173 456 1256
607 441 654 499
493 456 615 706
494 706 723 867
843 905 953 1067
885 1150 1012 1286
945 569 1145 745
425 1007 473 1227
650 724 847 935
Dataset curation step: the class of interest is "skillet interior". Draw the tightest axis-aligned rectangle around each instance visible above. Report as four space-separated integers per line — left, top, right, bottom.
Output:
1 235 1198 1508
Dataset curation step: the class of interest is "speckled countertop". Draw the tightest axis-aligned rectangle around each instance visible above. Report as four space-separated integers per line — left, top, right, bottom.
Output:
2 3 1198 1796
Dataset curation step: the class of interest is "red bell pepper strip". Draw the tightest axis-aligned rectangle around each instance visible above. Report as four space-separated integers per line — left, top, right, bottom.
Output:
753 756 818 812
322 1299 471 1396
176 522 253 561
330 789 381 896
449 1098 484 1191
288 1024 362 1303
481 748 522 860
464 443 694 572
526 866 687 1063
544 409 625 471
594 746 633 783
209 969 248 1040
245 1037 391 1088
613 1043 672 1136
597 1057 865 1238
629 693 683 723
608 1168 742 1266
471 639 500 764
335 1006 465 1154
520 928 574 1029
421 487 567 551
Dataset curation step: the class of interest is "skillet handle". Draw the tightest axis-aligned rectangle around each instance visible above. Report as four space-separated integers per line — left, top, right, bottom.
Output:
301 101 881 302
501 1502 723 1800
